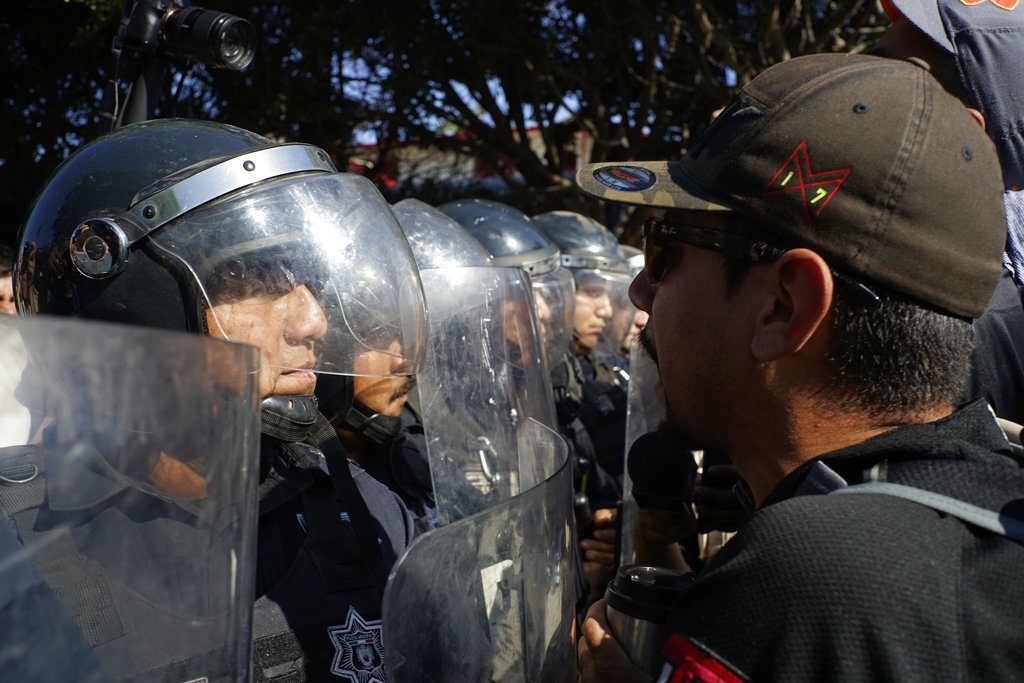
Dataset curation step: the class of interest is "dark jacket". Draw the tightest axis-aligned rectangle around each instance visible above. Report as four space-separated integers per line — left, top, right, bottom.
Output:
660 401 1024 681
971 270 1024 424
550 350 620 509
358 405 438 533
253 440 413 682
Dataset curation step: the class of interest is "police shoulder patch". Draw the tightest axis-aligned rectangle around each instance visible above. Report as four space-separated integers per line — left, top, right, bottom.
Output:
327 606 387 682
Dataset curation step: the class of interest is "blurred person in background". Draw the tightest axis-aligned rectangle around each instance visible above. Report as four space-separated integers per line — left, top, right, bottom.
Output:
872 0 1024 425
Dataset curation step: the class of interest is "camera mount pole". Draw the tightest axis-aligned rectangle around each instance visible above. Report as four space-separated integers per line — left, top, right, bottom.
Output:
110 0 173 129
117 61 167 127
100 0 255 132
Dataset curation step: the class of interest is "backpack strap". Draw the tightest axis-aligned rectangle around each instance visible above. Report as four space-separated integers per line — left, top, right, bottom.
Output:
0 445 126 646
0 446 47 518
832 482 1024 544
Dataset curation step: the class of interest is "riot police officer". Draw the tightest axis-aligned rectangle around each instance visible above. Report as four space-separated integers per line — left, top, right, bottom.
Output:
533 211 634 480
312 198 503 532
393 199 562 525
14 118 429 681
439 199 619 510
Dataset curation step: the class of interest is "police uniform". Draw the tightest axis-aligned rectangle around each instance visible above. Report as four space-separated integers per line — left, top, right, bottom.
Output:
658 401 1024 680
253 433 413 682
355 405 439 533
576 349 629 480
550 350 620 509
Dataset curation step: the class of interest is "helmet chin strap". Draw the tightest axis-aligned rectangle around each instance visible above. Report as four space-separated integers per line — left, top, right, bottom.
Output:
260 394 319 443
343 399 403 447
314 373 402 447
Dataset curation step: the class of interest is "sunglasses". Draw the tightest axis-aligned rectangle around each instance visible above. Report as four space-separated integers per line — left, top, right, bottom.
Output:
642 216 880 307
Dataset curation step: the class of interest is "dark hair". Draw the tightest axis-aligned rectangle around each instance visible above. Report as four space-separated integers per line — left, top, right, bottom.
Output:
723 258 973 414
0 243 12 276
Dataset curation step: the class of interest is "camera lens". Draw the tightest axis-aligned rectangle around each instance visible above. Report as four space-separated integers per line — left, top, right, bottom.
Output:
214 18 255 70
162 7 256 71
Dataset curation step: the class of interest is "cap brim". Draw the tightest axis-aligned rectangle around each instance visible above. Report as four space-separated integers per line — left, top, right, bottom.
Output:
575 161 731 212
886 0 954 52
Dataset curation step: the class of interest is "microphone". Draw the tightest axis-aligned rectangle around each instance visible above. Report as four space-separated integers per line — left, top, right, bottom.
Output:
626 428 699 512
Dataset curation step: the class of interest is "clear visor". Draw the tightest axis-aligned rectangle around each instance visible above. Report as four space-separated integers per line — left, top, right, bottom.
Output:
572 269 635 359
530 267 576 366
149 173 427 378
415 266 559 526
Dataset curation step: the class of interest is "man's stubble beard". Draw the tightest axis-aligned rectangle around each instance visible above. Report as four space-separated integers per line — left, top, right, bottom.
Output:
638 320 708 452
637 325 658 366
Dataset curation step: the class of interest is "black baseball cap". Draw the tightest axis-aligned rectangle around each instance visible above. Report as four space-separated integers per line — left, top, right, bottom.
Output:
576 53 1005 319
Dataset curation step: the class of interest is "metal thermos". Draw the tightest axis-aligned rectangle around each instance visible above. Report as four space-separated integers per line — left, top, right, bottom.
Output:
605 565 693 676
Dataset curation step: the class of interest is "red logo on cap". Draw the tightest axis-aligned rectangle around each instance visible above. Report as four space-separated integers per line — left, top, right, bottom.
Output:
763 139 852 225
960 0 1020 9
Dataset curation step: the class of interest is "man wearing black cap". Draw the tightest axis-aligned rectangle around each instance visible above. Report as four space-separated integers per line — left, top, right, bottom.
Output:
576 53 1024 680
872 0 1024 426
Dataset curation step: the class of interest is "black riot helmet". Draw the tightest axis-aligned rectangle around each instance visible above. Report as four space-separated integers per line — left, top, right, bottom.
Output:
16 118 427 441
439 199 576 366
532 211 635 358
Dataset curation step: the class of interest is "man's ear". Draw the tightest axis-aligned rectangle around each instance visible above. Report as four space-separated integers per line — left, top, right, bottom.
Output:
750 249 832 362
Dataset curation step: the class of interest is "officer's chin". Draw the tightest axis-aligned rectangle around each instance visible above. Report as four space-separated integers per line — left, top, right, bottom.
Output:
272 369 318 396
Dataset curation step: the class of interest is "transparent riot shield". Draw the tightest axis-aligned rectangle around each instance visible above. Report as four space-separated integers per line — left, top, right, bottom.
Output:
0 316 260 682
415 266 560 526
619 343 665 565
382 419 574 682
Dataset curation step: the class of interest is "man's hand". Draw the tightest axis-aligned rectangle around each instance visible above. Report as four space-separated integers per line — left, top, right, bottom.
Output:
633 507 693 572
637 507 697 546
695 465 749 533
581 508 617 597
577 599 650 682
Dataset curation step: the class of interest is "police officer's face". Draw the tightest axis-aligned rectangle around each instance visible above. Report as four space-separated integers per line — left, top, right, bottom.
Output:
351 341 414 418
574 282 613 350
207 284 328 397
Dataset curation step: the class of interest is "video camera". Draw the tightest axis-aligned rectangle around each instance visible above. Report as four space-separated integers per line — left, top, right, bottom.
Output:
109 0 255 127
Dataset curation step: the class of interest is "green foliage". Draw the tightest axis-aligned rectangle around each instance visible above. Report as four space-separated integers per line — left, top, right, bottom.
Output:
0 0 121 242
1 0 888 245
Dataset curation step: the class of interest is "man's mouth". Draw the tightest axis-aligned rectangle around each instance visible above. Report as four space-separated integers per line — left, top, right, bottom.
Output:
282 361 316 379
391 376 416 402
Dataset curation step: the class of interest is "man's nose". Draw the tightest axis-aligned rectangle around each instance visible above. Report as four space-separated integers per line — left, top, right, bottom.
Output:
594 295 613 319
285 285 328 344
629 270 654 313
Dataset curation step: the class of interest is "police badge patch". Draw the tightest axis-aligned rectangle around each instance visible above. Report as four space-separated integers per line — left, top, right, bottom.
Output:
328 607 387 682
